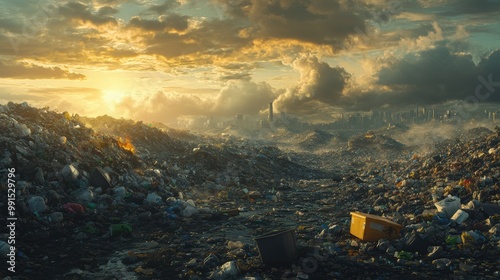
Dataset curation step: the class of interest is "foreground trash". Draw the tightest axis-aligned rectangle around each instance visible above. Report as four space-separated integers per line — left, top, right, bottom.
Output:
350 212 403 241
254 228 297 264
1 102 500 279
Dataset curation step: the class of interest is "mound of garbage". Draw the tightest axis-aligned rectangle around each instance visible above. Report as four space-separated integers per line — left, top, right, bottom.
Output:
1 102 500 280
348 131 405 150
298 130 339 151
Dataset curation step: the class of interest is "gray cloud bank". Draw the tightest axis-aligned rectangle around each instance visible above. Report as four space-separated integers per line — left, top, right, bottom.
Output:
275 47 500 115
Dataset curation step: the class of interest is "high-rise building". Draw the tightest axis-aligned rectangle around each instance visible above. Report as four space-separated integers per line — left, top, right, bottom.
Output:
269 103 273 122
235 114 244 127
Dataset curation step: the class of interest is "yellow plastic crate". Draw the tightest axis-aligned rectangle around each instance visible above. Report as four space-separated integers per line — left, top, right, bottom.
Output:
350 212 403 241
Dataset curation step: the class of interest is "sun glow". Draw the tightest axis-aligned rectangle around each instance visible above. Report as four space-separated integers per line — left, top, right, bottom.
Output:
102 89 124 104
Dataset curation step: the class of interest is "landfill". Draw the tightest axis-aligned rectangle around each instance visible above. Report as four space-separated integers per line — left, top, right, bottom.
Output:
1 102 500 279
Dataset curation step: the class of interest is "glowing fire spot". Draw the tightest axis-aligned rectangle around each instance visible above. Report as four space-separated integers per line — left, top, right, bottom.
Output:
117 137 135 154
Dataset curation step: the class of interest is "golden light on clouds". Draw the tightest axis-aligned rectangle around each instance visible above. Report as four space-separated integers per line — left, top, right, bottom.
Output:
0 0 499 126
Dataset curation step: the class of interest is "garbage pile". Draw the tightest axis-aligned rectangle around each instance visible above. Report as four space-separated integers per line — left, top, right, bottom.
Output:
1 102 500 279
297 130 338 151
0 102 324 279
79 115 188 160
348 131 405 150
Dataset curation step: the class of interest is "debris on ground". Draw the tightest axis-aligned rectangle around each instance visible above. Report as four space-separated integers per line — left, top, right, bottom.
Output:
1 102 500 279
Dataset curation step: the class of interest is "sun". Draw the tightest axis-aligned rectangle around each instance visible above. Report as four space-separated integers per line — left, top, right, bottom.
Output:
102 89 124 104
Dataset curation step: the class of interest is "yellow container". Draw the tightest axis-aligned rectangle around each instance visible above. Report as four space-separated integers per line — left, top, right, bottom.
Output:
350 212 403 241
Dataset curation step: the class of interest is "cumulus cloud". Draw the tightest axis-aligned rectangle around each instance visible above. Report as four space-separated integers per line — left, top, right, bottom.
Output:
212 81 276 115
216 0 368 49
272 43 500 117
116 80 276 122
0 60 86 80
117 91 208 121
343 47 500 111
274 55 350 114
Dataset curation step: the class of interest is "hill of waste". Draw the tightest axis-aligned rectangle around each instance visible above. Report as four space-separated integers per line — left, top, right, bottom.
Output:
1 102 500 279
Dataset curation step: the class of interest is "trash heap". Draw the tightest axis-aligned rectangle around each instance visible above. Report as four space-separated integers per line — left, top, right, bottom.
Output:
1 102 500 280
0 102 325 279
348 131 405 150
297 130 338 151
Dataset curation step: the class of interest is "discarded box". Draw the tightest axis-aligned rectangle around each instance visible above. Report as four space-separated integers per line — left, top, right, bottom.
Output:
350 212 403 241
254 228 297 264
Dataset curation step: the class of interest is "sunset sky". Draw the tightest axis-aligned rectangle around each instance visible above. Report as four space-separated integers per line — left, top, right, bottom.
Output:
1 0 500 126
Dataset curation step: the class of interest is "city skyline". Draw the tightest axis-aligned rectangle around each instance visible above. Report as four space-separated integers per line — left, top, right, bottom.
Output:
189 103 499 132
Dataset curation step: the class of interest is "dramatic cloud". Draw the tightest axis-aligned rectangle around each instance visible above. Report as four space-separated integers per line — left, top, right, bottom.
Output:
274 55 350 114
216 0 368 49
58 1 118 26
116 80 276 122
142 18 250 59
0 60 86 80
343 47 500 110
212 81 276 115
117 91 208 121
273 44 500 116
1 0 500 125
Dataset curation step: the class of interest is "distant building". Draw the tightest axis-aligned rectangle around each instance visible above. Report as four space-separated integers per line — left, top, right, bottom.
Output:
269 103 274 123
235 114 244 127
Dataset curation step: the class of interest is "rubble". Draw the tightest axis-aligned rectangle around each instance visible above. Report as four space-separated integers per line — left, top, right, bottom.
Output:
1 102 500 279
348 131 405 150
297 130 342 151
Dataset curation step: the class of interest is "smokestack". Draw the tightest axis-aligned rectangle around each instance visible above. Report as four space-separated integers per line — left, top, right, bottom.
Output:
269 102 273 122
